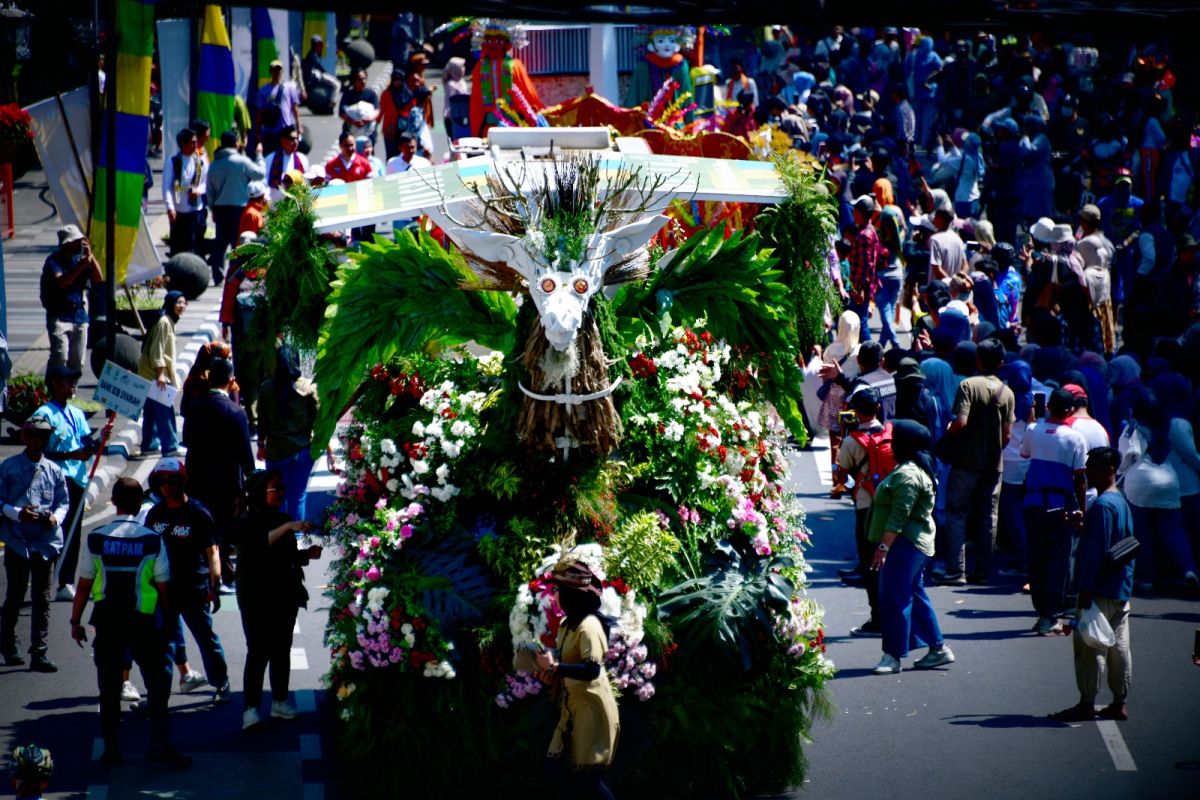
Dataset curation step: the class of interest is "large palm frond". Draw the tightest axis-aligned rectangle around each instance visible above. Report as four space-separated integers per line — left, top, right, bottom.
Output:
311 229 519 454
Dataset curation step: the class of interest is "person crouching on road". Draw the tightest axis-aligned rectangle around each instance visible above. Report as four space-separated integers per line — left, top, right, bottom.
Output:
869 420 955 674
70 477 191 769
1049 447 1135 723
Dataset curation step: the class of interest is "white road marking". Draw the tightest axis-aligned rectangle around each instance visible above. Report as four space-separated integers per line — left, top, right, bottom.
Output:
299 733 322 760
811 435 833 487
1096 720 1137 771
293 618 300 635
290 646 309 671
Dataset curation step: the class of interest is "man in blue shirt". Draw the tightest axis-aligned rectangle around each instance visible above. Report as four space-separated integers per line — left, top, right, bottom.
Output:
1049 446 1135 723
35 365 113 601
39 225 102 374
0 414 70 671
1096 170 1144 306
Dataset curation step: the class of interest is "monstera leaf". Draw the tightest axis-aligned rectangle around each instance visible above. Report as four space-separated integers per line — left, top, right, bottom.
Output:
311 229 519 455
657 542 795 673
612 226 809 442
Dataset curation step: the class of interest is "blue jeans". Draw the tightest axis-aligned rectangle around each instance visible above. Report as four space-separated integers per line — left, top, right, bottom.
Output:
879 536 943 659
1025 506 1074 617
1131 504 1196 583
165 596 228 688
267 449 317 522
847 298 871 342
875 275 902 348
141 398 179 455
997 481 1028 569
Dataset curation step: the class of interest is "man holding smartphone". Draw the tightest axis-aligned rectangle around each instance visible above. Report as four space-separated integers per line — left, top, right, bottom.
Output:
39 225 102 375
0 415 70 672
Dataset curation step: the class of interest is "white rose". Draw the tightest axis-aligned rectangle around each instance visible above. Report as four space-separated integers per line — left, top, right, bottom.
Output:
411 459 430 475
412 421 426 437
435 463 451 485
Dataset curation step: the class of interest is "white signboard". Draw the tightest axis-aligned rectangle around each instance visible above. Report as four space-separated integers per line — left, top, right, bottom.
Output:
94 361 152 419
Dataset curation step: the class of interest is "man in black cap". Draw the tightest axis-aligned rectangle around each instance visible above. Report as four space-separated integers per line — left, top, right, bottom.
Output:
34 365 112 602
0 414 70 671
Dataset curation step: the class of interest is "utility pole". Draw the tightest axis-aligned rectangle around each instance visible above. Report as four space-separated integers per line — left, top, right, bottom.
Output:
104 0 117 362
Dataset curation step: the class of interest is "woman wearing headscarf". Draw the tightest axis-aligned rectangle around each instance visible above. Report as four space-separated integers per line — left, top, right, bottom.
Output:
181 341 238 424
868 420 955 674
442 56 470 140
933 131 986 220
1107 355 1143 436
1148 372 1200 566
876 207 906 349
818 310 861 497
919 356 959 428
1016 114 1055 224
257 345 327 521
894 358 943 440
997 360 1034 576
1119 390 1199 591
137 290 187 457
534 558 619 798
230 469 322 730
1078 352 1113 440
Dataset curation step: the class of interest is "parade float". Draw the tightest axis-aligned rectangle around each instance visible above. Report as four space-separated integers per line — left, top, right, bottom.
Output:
245 129 838 796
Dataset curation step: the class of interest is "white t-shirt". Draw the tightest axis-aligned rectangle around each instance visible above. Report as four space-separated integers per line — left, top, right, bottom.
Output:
1070 417 1110 450
929 230 966 281
1002 419 1030 484
385 154 432 175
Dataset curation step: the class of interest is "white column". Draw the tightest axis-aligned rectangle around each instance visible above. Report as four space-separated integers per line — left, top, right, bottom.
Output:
588 23 619 102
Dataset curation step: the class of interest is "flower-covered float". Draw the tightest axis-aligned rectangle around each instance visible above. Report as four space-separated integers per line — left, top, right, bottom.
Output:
246 149 840 796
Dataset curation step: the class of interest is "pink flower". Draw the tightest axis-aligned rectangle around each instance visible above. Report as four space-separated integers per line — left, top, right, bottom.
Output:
369 536 381 549
365 566 382 582
399 524 414 539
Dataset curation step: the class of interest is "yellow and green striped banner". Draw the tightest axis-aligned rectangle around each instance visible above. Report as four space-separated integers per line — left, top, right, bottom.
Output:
251 8 278 90
196 5 234 158
91 0 154 285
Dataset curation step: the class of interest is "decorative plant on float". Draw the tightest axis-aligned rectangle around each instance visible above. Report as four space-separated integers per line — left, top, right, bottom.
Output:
256 154 837 797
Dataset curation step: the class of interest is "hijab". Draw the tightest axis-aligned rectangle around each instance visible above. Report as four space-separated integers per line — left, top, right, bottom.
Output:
921 356 960 414
891 419 938 490
162 290 185 323
1000 359 1033 422
826 309 861 366
443 57 469 98
1147 371 1192 420
972 274 1002 330
1108 355 1142 389
962 131 986 182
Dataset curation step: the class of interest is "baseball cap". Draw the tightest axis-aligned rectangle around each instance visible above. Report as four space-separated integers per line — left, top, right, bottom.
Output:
247 181 267 200
152 457 186 475
23 414 54 432
310 34 322 44
908 213 936 232
57 224 85 246
45 364 83 383
1063 383 1088 399
1114 168 1133 186
1079 204 1101 225
269 59 284 69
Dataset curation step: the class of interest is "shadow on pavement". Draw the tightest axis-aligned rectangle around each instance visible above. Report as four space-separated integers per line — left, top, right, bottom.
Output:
944 713 1067 729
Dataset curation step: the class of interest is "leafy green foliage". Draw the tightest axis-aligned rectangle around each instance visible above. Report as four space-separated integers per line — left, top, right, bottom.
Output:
657 543 795 672
754 156 842 356
603 511 681 591
612 226 809 443
311 229 519 457
238 183 341 352
477 516 555 586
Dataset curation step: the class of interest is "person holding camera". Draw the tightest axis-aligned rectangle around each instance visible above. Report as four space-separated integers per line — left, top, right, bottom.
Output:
0 415 70 672
40 225 102 375
230 469 322 730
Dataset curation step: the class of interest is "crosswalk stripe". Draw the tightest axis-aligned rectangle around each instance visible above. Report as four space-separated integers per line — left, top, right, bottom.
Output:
290 646 309 671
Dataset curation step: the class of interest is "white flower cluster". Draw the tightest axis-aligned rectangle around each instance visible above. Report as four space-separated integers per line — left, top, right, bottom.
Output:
423 659 457 679
510 583 555 649
365 586 390 614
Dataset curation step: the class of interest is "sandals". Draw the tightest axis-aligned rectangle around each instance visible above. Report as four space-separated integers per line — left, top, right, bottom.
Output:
1048 704 1096 722
1097 703 1128 721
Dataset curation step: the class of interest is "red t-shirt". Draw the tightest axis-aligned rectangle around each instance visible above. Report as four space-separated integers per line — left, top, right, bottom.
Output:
325 153 373 183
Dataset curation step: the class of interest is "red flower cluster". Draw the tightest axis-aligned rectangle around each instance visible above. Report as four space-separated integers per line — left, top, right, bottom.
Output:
629 353 658 379
0 104 33 144
604 577 630 596
369 364 427 400
402 441 427 459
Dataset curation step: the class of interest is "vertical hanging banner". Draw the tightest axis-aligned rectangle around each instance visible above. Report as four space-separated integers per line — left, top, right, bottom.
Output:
302 11 335 74
196 5 235 157
252 7 279 90
91 0 155 285
156 18 192 162
230 7 253 100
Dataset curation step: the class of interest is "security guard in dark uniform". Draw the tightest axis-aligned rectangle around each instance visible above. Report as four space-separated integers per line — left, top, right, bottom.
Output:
69 477 191 770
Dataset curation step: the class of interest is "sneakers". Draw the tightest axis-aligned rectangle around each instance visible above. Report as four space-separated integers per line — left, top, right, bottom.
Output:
872 654 901 674
1035 617 1063 636
913 645 955 669
242 708 262 730
837 566 864 580
218 583 237 596
121 681 142 702
213 681 232 705
54 585 76 602
146 749 192 770
1186 572 1200 592
180 671 208 693
934 573 967 586
29 654 58 673
1 649 24 667
270 700 297 720
850 619 882 638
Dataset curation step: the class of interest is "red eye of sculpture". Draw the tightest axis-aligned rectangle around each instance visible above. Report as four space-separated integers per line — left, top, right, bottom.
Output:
573 278 589 295
540 277 557 293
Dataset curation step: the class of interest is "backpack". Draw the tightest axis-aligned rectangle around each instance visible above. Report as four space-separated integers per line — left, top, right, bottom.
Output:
848 421 896 497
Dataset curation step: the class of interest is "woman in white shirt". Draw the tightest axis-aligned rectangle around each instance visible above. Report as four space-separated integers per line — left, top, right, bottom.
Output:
1118 389 1198 592
997 360 1034 576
